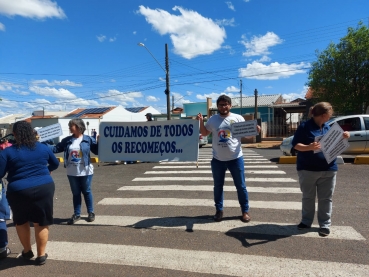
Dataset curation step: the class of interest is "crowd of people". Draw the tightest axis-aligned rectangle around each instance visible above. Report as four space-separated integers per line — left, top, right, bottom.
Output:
0 96 350 265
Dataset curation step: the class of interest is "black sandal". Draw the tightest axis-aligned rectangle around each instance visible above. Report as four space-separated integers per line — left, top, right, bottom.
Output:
21 250 34 260
35 253 48 265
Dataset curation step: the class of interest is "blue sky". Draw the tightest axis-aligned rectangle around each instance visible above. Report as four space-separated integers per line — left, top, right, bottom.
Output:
0 0 368 117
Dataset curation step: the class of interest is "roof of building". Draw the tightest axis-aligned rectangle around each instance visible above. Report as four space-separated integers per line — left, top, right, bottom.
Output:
64 107 116 118
125 107 149 113
0 114 27 124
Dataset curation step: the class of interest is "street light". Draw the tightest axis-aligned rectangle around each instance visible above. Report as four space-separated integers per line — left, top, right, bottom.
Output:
138 42 171 120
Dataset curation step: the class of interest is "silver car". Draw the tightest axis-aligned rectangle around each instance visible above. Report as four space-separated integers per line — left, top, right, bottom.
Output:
280 114 369 156
199 134 208 148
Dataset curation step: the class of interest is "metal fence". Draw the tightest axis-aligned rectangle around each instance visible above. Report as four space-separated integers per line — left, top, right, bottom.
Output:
264 117 303 137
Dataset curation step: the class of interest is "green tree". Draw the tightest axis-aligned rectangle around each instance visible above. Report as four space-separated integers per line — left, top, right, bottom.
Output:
307 22 369 115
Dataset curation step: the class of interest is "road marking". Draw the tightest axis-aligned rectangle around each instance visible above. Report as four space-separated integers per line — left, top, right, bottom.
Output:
144 170 286 174
159 161 272 164
98 198 302 210
76 215 365 241
39 241 369 276
118 185 300 193
133 177 297 182
197 158 269 161
153 165 279 169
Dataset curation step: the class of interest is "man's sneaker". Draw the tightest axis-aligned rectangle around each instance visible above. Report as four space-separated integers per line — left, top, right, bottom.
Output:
319 228 330 237
214 210 223 222
21 249 34 260
87 212 95 222
0 247 11 260
297 222 311 230
67 214 81 225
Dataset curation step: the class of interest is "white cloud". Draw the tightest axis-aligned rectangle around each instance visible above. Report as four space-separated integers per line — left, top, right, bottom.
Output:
0 22 5 31
0 0 66 19
282 87 307 101
109 37 116 42
225 2 235 11
0 81 23 91
244 0 250 2
222 45 235 55
97 35 106 42
29 86 77 99
196 92 237 100
99 90 143 105
133 31 137 35
31 79 82 87
138 5 226 59
224 86 239 93
146 95 159 102
256 55 271 62
239 61 309 80
158 77 165 82
240 32 283 57
265 86 273 89
215 18 235 27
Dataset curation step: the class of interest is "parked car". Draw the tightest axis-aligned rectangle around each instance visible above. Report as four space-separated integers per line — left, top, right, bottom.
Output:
199 134 208 148
280 114 369 156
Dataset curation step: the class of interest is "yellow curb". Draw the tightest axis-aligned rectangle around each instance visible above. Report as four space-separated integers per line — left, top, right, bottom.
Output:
57 157 64 163
90 157 99 163
278 156 297 164
354 156 369 164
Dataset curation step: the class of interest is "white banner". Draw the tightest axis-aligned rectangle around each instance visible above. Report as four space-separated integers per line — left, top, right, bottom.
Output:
319 122 350 164
36 123 63 142
231 120 258 138
98 119 200 162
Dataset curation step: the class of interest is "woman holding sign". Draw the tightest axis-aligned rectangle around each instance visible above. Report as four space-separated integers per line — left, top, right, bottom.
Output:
49 119 98 225
292 102 350 237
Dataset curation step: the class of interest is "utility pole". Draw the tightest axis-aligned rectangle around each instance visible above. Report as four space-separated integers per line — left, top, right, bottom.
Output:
240 80 243 116
254 89 258 119
165 43 171 120
172 95 174 112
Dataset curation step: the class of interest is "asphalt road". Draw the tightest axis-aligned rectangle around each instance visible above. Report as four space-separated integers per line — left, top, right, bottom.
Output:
0 147 368 276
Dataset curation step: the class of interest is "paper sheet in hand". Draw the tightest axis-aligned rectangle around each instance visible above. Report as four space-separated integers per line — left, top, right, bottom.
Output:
319 122 350 164
36 123 63 142
231 120 258 138
314 135 323 153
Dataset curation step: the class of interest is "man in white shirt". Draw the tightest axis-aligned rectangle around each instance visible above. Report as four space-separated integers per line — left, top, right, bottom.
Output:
196 95 260 223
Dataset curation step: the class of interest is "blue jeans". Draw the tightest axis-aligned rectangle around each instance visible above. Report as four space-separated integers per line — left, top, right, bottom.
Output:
67 175 94 216
211 157 249 213
297 170 337 228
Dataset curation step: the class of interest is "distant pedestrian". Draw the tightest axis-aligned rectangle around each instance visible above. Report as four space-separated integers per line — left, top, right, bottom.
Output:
0 121 59 265
292 102 350 237
0 180 11 260
196 95 260 223
49 119 98 225
145 113 153 121
92 129 97 140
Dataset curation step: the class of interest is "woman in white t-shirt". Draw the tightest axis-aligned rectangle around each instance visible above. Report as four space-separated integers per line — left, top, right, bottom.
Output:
50 119 98 225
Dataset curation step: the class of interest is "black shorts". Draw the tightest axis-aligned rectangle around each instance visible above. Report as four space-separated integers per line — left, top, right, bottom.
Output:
7 182 55 226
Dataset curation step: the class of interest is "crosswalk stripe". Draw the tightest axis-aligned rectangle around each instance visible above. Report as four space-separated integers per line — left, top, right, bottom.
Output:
133 177 297 182
75 215 365 241
40 241 369 276
197 158 268 161
153 165 279 168
144 170 286 174
98 198 302 210
117 185 300 193
159 161 272 164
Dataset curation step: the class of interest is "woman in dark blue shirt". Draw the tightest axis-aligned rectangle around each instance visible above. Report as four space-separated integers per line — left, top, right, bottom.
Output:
0 121 59 265
292 102 350 237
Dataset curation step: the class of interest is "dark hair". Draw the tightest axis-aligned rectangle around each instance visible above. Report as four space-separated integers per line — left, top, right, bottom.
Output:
216 95 232 106
311 102 333 117
68 118 86 134
12 121 37 149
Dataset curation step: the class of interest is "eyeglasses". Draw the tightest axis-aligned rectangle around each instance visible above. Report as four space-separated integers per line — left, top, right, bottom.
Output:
218 103 229 107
